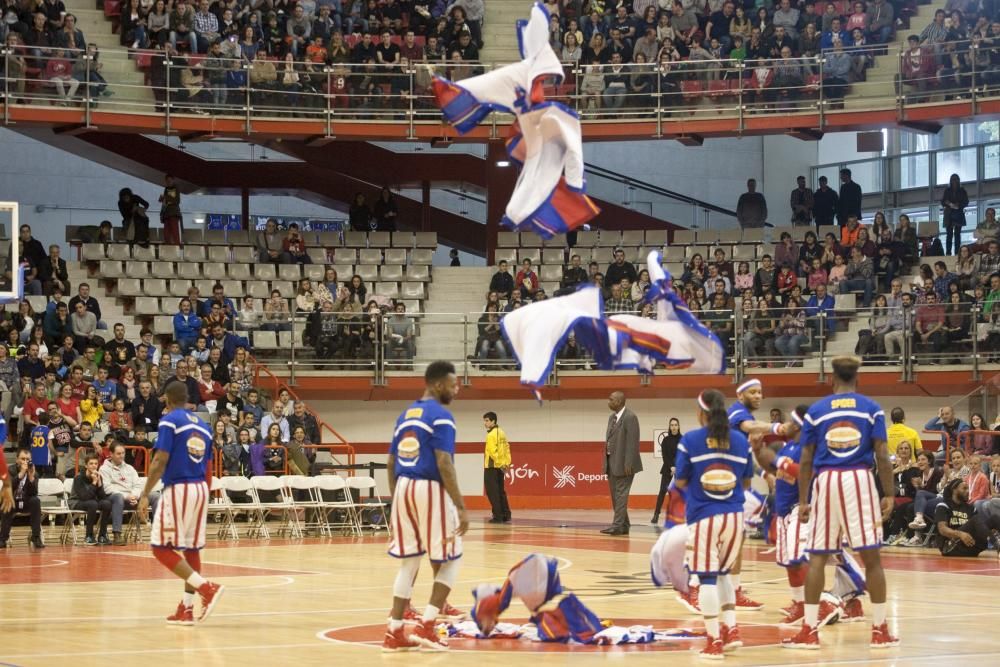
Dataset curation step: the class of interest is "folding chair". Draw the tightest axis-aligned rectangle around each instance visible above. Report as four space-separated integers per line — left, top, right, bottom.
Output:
250 476 302 539
211 476 242 541
282 475 325 536
39 478 84 545
314 475 360 536
347 476 390 532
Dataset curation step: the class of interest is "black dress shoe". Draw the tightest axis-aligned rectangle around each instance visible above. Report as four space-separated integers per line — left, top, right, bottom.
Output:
608 528 630 536
600 527 615 534
30 536 45 549
650 515 660 524
487 518 504 524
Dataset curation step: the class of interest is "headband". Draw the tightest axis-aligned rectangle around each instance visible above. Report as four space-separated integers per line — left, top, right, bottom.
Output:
697 391 710 412
736 379 762 394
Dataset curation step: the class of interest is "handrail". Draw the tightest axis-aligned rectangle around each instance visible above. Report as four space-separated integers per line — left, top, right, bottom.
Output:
956 430 999 457
73 445 149 476
921 429 954 459
583 163 738 218
251 354 355 466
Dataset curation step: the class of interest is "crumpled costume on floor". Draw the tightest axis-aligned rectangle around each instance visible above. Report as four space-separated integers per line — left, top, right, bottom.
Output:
464 553 702 645
430 2 599 238
501 251 725 392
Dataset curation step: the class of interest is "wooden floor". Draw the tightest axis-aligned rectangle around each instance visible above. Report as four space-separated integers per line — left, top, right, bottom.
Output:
2 510 999 666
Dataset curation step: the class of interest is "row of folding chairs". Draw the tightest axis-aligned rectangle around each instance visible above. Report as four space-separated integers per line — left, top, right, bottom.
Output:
115 277 427 303
210 474 389 540
83 243 436 266
89 230 438 250
127 284 425 314
99 261 431 285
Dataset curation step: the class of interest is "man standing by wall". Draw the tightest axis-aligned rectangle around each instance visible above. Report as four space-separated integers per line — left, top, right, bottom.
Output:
602 391 641 536
483 411 511 524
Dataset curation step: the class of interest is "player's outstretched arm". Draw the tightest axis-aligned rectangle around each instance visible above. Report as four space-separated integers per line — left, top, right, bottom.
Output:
138 450 170 522
435 449 468 536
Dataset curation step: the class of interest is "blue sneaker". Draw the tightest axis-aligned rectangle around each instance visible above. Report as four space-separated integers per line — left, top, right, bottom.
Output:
97 535 111 546
85 536 97 546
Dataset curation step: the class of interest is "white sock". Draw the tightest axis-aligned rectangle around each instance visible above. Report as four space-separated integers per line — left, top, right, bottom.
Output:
804 603 819 628
872 602 886 626
700 584 720 637
389 619 404 631
721 609 736 627
704 616 720 638
690 574 701 587
792 586 805 602
422 604 439 623
182 592 195 607
731 574 741 590
185 572 206 589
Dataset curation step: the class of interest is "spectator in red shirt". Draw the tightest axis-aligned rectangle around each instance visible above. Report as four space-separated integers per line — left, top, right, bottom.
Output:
515 258 540 300
197 363 226 412
282 223 312 264
19 382 49 449
915 292 946 363
55 383 81 430
45 49 80 104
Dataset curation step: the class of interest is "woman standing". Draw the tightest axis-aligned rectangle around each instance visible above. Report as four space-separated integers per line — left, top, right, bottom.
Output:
372 187 399 232
158 174 182 245
349 193 372 232
651 417 681 524
117 188 151 246
941 173 969 255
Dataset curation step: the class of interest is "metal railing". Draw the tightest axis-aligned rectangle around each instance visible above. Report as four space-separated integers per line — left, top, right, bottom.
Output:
2 39 998 132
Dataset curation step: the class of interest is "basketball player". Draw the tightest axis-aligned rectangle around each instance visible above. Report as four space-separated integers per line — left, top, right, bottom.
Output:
674 389 754 659
382 361 469 652
137 382 223 626
783 356 899 649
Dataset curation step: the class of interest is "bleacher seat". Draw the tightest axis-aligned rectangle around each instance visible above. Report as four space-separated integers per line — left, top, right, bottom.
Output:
401 283 425 299
391 232 413 248
107 244 131 261
233 246 256 263
149 261 174 279
497 231 519 247
195 279 216 296
331 265 353 280
817 225 839 240
380 265 404 282
184 246 208 263
405 265 430 282
645 230 668 246
203 263 227 281
304 265 325 282
519 232 543 248
368 232 390 247
575 230 598 246
742 228 766 243
770 226 795 243
153 315 173 336
316 231 341 248
663 246 685 262
82 244 105 261
518 248 541 265
177 263 201 280
117 278 142 296
278 264 301 281
133 245 157 262
673 230 696 244
732 244 758 261
277 331 295 349
356 265 378 283
541 249 564 265
917 220 940 238
135 296 160 315
343 232 367 247
158 245 183 262
306 248 328 264
228 264 252 281
253 330 278 349
410 249 433 265
255 264 277 280
168 280 191 297
228 230 251 246
125 261 149 278
544 234 567 248
27 295 47 313
182 229 204 244
377 282 400 299
205 230 226 245
333 248 357 264
271 281 295 297
100 260 124 279
621 230 644 247
718 229 742 244
413 232 437 248
695 229 719 244
208 246 230 263
384 249 407 265
540 265 562 282
686 245 709 258
494 248 516 265
597 231 621 247
143 279 167 296
247 281 270 299
221 280 242 296
359 249 382 264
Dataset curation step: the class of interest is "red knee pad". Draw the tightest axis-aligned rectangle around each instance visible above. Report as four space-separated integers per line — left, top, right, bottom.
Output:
184 550 202 572
153 546 183 570
787 563 808 588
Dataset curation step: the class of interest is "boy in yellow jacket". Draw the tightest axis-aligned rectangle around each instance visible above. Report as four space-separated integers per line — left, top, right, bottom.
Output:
483 412 511 524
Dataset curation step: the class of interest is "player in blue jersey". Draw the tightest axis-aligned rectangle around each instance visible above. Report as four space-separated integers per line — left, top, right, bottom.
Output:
137 382 224 627
674 389 754 659
30 414 52 476
783 356 898 650
383 361 468 653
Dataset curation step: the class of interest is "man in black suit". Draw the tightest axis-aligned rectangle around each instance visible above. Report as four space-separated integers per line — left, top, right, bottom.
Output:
837 167 863 227
39 244 71 297
602 391 642 536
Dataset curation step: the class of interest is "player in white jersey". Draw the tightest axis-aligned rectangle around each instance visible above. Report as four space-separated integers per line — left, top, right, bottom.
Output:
382 361 469 652
138 382 223 626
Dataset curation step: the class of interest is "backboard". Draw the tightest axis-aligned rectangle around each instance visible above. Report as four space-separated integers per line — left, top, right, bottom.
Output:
0 202 21 303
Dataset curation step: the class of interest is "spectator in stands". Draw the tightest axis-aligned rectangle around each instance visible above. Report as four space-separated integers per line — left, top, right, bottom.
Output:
914 292 947 363
41 304 70 351
255 218 286 263
0 449 43 549
70 454 112 545
39 244 69 297
836 168 863 227
736 178 767 228
752 254 776 298
774 231 798 270
489 259 514 299
70 301 98 353
196 363 225 412
515 258 540 300
925 406 970 458
839 246 874 307
605 283 634 314
288 400 319 446
260 400 290 442
605 248 638 287
69 349 97 385
103 323 135 370
705 292 733 348
162 361 198 410
812 175 838 231
774 263 797 305
69 283 103 326
18 225 45 272
348 193 372 231
941 174 969 256
385 302 415 361
128 379 160 432
774 298 807 366
974 208 999 249
172 298 202 354
790 175 814 226
744 298 777 365
261 288 291 332
885 406 921 457
476 304 507 363
208 323 247 366
931 260 957 302
99 442 145 546
372 187 399 231
282 223 312 264
866 0 894 43
805 283 834 338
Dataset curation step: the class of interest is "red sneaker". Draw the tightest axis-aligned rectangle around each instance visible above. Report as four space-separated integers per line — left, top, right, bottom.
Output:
870 622 900 648
196 581 225 623
676 585 701 614
780 601 804 626
698 636 725 660
382 625 420 652
403 605 421 622
166 602 194 626
437 603 467 621
409 620 448 651
818 599 843 627
735 587 763 611
841 597 865 623
721 624 743 651
782 624 820 649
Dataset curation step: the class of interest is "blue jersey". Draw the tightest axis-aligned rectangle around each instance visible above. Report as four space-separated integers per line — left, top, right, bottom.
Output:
30 425 50 467
675 426 753 524
156 408 213 486
774 440 802 517
389 398 456 483
92 379 116 405
727 401 755 432
800 392 886 472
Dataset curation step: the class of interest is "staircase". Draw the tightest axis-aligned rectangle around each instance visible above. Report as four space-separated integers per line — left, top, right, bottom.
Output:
68 260 145 340
480 1 526 64
419 267 492 364
65 0 154 110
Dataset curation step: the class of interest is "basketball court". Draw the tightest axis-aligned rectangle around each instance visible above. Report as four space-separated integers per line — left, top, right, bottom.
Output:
1 509 997 666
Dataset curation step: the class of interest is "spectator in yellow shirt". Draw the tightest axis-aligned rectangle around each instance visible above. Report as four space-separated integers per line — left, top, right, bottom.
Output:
886 406 921 457
483 411 511 524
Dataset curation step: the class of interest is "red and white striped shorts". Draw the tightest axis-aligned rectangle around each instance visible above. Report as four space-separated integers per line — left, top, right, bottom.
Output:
388 476 463 562
776 508 809 567
808 468 883 553
684 511 744 575
150 481 209 551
